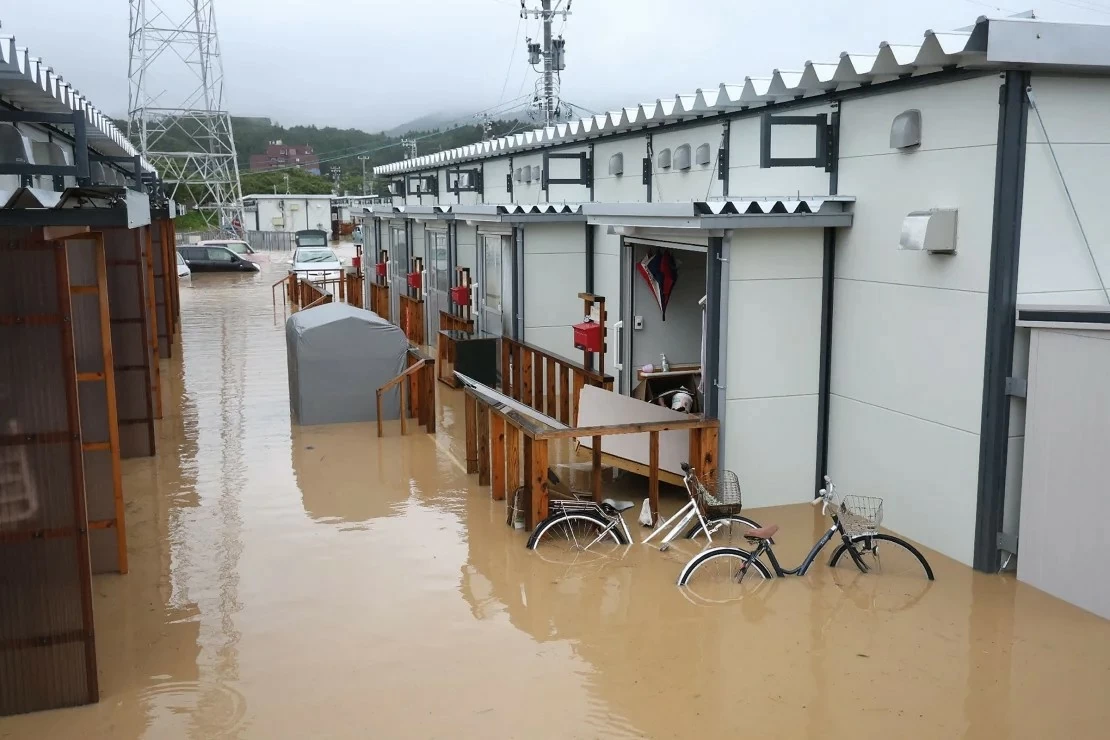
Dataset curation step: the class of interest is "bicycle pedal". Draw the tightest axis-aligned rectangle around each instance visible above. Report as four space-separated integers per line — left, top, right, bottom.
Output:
659 544 670 553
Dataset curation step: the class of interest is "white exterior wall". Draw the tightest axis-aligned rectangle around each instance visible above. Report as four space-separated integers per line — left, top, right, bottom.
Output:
510 152 545 205
456 222 478 274
1017 327 1110 619
522 223 586 359
828 75 1001 565
724 230 824 508
252 197 331 233
593 227 623 387
1019 75 1110 306
728 104 834 196
545 145 591 204
483 157 512 202
650 123 725 202
593 135 648 203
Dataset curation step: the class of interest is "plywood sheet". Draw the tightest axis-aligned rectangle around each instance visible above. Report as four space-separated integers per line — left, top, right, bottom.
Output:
575 385 690 477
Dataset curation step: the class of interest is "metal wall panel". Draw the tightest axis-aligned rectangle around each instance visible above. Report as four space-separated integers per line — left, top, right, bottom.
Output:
0 227 98 715
104 228 155 458
150 220 171 359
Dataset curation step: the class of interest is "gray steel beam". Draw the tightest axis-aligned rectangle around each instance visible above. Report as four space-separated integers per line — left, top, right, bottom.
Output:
704 236 724 419
974 70 1031 573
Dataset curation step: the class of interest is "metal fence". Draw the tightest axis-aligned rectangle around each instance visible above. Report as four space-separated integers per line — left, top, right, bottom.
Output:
174 229 294 252
245 230 295 252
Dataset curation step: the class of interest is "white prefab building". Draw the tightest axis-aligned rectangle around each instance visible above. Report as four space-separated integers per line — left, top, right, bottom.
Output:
366 15 1110 604
243 193 332 233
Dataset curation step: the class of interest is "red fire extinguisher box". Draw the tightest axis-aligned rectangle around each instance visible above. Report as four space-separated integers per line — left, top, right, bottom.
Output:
573 320 603 353
450 284 470 306
374 262 387 278
406 271 422 290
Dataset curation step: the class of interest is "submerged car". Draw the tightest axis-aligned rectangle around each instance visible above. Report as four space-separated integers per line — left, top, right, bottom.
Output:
178 244 261 273
176 250 192 285
290 246 343 283
198 239 269 265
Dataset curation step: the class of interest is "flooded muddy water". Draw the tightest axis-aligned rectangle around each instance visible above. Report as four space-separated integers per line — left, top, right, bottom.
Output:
3 259 1109 739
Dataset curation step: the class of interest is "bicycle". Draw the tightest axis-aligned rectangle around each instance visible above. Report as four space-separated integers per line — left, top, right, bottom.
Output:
677 475 934 597
525 464 760 565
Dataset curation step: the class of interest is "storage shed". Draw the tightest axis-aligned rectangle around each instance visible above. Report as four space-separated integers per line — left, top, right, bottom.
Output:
286 303 409 425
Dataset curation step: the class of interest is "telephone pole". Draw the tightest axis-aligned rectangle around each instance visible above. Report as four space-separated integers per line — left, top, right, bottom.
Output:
400 138 418 160
521 0 569 126
358 155 370 195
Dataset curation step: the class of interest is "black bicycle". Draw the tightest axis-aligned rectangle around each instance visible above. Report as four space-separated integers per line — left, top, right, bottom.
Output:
677 476 934 596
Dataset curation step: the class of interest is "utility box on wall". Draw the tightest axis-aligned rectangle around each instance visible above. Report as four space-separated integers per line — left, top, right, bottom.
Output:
899 208 958 254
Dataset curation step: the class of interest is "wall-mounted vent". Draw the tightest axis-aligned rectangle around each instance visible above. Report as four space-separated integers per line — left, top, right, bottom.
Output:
608 153 624 177
891 109 922 150
674 144 692 171
523 166 532 183
532 165 542 182
695 143 712 166
657 148 672 169
899 208 957 254
88 160 107 185
515 167 523 182
0 124 31 165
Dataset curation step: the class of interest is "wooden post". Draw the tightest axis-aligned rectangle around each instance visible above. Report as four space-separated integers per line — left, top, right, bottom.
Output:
649 430 660 524
571 372 585 425
689 428 702 476
477 401 490 486
559 366 570 425
93 236 127 573
545 357 556 418
423 362 436 433
700 425 719 483
376 390 384 438
524 436 549 530
511 342 522 401
399 381 408 435
464 391 478 474
506 426 520 509
491 411 506 501
500 338 511 395
533 356 543 413
521 349 533 410
591 435 603 503
53 240 99 703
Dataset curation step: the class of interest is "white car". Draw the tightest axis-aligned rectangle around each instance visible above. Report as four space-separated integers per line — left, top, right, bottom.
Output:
176 250 192 285
290 246 343 283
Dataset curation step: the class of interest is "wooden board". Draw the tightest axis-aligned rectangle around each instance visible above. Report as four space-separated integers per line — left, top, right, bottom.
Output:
575 385 692 478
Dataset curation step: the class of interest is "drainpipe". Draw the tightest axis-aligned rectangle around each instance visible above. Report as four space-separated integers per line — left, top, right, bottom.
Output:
704 236 724 420
814 105 841 494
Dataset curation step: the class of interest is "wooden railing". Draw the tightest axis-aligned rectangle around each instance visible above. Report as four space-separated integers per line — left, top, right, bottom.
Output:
272 271 366 311
463 382 718 529
439 310 473 334
500 337 614 427
399 294 425 346
345 272 365 309
376 348 436 437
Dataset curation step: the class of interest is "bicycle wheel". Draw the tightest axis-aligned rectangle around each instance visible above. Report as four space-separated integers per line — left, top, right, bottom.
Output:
677 547 772 604
526 512 627 566
683 515 761 545
828 534 935 581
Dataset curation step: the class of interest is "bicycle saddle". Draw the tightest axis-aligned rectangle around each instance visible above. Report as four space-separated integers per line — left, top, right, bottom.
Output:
743 524 779 542
602 498 635 513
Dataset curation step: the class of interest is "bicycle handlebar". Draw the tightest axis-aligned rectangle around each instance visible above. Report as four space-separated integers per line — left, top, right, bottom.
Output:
680 462 692 473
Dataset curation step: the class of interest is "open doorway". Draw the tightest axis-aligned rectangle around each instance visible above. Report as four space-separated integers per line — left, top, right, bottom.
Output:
621 238 708 413
388 223 408 323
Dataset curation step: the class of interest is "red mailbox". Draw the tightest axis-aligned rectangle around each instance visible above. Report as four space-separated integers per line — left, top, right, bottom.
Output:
407 271 422 290
450 284 471 306
573 320 604 353
374 262 387 278
352 255 362 269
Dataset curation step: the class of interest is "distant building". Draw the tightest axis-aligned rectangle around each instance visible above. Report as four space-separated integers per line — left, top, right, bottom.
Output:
249 140 321 175
242 193 332 233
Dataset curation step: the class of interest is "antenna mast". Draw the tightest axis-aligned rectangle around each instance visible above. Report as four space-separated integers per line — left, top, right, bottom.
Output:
521 0 570 126
128 0 244 231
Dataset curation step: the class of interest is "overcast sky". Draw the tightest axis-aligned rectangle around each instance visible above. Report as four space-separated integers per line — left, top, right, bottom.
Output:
3 1 1107 132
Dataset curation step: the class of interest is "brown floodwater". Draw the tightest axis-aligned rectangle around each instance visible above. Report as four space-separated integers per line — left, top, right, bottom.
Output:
2 259 1109 739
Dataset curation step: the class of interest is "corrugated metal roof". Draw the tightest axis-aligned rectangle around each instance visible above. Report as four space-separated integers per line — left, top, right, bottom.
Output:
375 15 1110 177
0 34 156 173
582 197 854 229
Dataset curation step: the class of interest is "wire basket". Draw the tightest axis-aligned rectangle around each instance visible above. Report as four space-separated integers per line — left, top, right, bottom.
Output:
697 469 743 517
837 494 883 537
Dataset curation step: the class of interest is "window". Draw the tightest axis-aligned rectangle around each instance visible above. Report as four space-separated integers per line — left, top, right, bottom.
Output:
226 241 253 255
483 236 502 310
179 247 200 261
391 227 407 276
207 247 236 262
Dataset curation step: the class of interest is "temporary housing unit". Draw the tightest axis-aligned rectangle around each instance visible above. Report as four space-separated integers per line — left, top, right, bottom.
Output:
286 303 410 425
0 31 178 715
243 193 332 233
370 14 1110 602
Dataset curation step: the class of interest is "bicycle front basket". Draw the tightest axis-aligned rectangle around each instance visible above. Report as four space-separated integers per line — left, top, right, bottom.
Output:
838 494 883 537
699 469 743 517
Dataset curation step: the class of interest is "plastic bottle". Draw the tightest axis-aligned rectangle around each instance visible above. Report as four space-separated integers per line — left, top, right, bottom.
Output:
660 353 671 372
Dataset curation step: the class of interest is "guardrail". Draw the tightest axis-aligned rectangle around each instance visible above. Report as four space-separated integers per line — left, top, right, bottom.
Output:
376 348 436 437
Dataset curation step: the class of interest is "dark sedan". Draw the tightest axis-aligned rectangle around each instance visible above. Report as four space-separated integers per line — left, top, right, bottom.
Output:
178 244 261 273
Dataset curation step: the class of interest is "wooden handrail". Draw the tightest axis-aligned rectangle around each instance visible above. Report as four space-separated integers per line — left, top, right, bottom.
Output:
537 417 718 441
375 354 436 437
503 336 613 388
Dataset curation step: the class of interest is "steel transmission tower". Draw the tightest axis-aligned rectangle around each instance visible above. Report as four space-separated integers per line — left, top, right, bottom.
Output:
127 0 244 230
